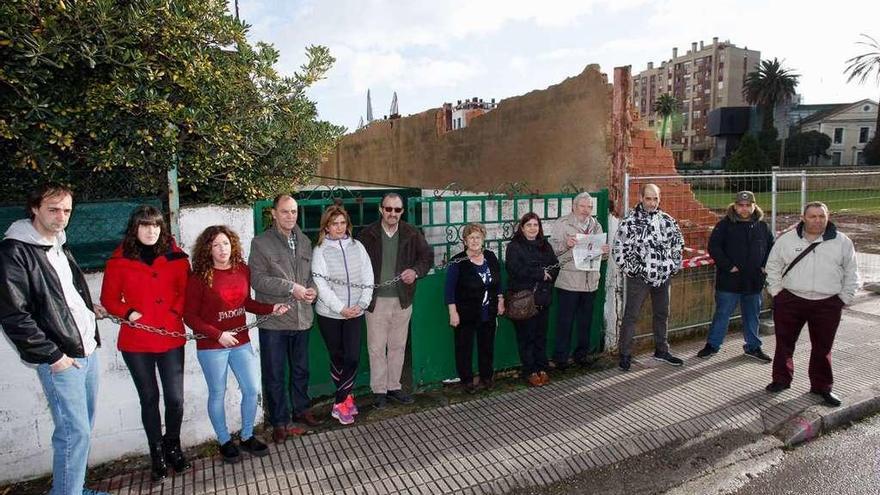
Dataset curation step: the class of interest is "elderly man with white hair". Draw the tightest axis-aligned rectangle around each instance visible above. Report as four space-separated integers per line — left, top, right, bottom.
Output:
549 192 609 370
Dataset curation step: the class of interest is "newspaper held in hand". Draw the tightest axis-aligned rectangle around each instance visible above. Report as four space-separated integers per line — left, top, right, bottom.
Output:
573 233 606 271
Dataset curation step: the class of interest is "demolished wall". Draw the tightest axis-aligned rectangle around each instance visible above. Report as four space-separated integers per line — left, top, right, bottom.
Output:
323 65 613 193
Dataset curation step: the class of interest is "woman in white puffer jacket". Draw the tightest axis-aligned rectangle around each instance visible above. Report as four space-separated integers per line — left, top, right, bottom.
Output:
311 205 374 425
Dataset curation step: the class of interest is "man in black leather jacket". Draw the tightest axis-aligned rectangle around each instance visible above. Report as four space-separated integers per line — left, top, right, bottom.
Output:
0 183 109 495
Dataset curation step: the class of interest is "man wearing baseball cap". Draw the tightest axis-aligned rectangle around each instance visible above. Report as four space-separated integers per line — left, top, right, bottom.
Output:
697 190 774 361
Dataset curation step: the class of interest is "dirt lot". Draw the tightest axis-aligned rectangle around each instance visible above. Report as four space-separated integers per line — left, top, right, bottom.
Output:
775 213 880 254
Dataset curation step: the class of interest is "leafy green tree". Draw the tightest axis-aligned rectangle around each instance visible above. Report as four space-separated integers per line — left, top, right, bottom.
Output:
756 127 780 166
845 34 880 139
652 94 679 147
725 134 771 191
743 58 799 132
864 136 880 165
0 0 343 203
784 131 832 166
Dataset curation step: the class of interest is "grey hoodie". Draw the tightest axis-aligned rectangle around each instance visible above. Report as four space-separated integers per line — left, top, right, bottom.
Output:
5 217 64 246
4 219 96 353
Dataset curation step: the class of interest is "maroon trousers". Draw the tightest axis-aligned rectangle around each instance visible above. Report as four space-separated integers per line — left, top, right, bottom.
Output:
772 289 844 392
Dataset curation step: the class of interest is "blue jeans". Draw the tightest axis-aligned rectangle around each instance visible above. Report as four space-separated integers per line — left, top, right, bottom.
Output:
36 353 100 495
258 329 310 426
197 343 260 444
706 290 763 351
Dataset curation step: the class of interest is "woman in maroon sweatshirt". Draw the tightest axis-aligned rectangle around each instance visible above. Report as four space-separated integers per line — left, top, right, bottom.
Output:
184 225 287 463
101 205 191 481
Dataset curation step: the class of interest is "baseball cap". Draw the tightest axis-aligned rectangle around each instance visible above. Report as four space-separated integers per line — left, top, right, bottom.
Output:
735 191 755 204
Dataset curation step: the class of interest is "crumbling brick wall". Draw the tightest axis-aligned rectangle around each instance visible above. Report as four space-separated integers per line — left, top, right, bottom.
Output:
322 65 613 194
611 66 717 251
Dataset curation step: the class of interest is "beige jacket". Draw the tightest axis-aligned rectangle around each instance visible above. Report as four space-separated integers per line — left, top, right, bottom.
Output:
248 226 316 330
765 222 860 305
550 212 604 292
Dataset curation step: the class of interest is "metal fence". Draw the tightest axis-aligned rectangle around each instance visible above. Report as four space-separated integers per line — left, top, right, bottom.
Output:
622 170 880 336
407 190 610 387
0 168 167 270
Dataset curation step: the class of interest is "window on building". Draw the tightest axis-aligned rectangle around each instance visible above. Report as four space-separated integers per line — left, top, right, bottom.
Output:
860 127 870 143
832 152 842 166
833 128 844 144
858 151 865 165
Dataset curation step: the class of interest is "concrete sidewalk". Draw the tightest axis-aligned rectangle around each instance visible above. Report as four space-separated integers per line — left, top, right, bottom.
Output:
96 294 880 495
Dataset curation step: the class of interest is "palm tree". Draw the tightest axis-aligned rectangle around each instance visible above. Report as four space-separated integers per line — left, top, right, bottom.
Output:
742 58 800 132
845 34 880 139
652 94 679 147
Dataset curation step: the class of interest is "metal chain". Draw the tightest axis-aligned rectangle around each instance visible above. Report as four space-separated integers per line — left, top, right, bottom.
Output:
106 301 293 341
107 247 581 339
314 246 577 289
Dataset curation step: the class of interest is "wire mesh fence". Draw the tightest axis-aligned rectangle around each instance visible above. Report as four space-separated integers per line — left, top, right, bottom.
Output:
623 170 880 337
0 168 166 269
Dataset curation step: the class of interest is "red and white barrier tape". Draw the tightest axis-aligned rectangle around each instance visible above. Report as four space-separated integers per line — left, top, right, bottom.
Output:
682 246 714 268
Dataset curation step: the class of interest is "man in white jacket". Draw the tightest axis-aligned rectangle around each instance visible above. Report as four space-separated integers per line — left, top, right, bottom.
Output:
764 202 860 407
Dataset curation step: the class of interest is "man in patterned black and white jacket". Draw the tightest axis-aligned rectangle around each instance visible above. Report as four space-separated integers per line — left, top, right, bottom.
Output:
612 183 685 371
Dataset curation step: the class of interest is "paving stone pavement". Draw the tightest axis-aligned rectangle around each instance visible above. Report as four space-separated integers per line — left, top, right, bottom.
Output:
95 296 880 495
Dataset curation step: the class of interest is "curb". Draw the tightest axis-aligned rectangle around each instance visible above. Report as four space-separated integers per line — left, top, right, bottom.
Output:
773 384 880 447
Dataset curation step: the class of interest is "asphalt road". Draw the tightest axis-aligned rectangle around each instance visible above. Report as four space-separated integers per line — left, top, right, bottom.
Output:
731 413 880 495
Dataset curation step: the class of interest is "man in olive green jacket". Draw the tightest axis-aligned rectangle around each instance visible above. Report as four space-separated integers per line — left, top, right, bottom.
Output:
250 194 320 441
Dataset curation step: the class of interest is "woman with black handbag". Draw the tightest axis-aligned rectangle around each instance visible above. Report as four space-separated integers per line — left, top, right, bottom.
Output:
505 213 559 387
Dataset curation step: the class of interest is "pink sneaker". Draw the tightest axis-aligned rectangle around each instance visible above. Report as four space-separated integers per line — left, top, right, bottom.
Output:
344 394 358 416
331 402 354 425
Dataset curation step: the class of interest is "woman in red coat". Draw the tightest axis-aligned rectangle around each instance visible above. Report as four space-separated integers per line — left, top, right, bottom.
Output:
100 205 191 482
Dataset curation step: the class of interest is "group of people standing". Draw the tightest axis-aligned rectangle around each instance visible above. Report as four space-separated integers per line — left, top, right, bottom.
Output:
617 183 859 410
0 182 861 495
444 192 609 390
0 187 431 494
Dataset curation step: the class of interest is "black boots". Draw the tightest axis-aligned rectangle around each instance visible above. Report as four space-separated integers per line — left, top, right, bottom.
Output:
163 437 191 473
149 442 167 482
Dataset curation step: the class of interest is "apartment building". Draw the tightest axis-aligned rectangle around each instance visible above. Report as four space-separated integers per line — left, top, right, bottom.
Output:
632 38 760 163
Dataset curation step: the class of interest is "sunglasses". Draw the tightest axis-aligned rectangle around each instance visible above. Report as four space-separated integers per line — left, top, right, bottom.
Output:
382 206 403 213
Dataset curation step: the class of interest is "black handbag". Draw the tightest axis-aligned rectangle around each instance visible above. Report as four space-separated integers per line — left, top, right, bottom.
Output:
505 284 539 321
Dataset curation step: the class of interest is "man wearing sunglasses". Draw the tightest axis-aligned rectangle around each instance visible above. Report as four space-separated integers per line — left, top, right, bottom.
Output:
358 193 432 408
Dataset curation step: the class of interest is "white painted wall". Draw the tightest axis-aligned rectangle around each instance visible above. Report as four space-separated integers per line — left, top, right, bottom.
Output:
0 205 256 484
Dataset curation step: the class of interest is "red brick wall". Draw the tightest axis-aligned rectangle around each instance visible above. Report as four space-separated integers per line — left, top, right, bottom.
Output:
627 128 717 250
611 66 718 251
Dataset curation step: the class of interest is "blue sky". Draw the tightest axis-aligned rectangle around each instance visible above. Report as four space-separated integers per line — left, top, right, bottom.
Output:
239 0 880 131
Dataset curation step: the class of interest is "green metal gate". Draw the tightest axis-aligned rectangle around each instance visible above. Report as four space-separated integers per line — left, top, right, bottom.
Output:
252 186 419 397
251 187 609 396
408 189 609 389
